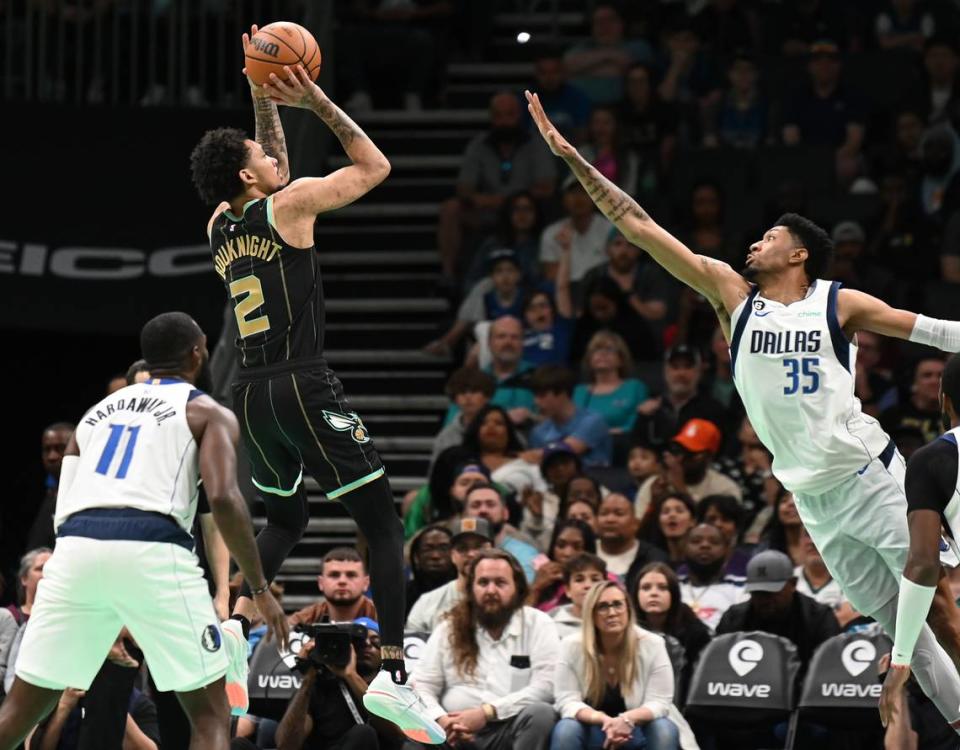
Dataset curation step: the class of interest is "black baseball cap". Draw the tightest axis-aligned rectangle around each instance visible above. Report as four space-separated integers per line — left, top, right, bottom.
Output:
665 343 701 367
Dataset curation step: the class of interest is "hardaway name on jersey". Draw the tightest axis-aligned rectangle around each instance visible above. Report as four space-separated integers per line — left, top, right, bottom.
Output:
56 379 201 533
729 280 890 494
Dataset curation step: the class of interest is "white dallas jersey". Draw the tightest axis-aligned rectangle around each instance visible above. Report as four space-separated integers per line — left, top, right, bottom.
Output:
56 379 201 533
730 280 890 494
939 428 960 556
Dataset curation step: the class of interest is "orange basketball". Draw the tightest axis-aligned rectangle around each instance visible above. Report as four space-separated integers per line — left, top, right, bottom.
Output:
244 21 321 86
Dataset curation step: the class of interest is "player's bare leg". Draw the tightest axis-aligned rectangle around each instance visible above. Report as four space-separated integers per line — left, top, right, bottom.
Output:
176 677 231 750
927 575 960 673
0 677 63 749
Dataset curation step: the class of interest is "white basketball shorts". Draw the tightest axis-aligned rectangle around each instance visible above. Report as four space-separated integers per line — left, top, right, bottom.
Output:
15 536 228 692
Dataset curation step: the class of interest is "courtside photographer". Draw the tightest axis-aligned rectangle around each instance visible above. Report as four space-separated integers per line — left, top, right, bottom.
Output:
275 617 404 750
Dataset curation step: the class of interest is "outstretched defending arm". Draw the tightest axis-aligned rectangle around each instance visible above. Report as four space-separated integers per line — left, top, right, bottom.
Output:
840 288 960 351
261 65 390 216
525 90 749 332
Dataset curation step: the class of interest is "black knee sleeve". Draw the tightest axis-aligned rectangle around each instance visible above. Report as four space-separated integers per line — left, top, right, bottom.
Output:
240 483 309 598
340 475 405 649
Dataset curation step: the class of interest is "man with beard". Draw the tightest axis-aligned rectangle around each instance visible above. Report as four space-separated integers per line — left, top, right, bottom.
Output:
406 518 493 633
275 618 404 750
288 548 377 628
463 485 540 583
661 419 742 503
678 524 746 632
406 525 457 617
412 549 559 749
437 92 557 281
716 550 839 676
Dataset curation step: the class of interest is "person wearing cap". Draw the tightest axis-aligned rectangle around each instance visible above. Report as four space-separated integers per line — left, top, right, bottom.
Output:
630 344 728 453
275 617 400 750
827 219 894 301
406 517 495 634
716 549 840 675
540 176 612 284
634 418 740 520
528 364 613 467
406 459 495 542
781 39 865 186
406 524 457 617
425 247 531 357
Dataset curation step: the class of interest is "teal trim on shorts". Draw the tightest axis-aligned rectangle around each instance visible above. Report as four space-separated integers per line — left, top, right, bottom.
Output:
251 470 304 497
327 467 385 500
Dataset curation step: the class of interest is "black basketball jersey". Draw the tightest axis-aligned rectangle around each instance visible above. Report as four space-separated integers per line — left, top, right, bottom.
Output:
209 196 324 369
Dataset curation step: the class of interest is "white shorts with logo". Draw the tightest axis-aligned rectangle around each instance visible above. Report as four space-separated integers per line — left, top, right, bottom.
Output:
794 448 910 617
15 536 228 692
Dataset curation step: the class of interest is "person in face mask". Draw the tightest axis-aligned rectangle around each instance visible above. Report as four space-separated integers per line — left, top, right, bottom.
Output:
716 550 840 679
677 524 747 632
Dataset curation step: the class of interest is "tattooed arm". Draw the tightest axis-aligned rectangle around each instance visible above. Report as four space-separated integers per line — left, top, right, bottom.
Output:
242 26 290 185
525 90 749 331
259 65 390 217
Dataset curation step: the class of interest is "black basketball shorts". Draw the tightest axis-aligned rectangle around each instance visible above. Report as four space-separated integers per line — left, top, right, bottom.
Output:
232 358 384 500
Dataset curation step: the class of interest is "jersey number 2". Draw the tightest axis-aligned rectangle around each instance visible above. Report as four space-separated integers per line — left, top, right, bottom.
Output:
230 275 271 338
96 424 140 479
783 357 820 395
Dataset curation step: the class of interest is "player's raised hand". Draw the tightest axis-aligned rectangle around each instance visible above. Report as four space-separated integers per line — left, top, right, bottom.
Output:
525 90 576 159
263 65 323 109
241 25 269 97
254 587 290 652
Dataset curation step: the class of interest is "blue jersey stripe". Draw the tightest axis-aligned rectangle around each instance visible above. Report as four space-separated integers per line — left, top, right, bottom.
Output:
826 281 851 372
730 286 760 377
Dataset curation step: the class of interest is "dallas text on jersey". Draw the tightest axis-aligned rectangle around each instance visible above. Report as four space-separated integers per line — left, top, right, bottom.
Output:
749 329 822 356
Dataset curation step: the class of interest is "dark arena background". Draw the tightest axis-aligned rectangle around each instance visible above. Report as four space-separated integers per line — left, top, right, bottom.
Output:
6 1 960 749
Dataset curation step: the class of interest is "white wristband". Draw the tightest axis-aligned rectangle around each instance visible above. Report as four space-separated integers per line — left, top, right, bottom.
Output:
908 314 960 353
892 576 937 666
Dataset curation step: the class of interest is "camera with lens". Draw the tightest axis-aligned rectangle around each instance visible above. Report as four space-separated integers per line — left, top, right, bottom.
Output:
294 622 369 675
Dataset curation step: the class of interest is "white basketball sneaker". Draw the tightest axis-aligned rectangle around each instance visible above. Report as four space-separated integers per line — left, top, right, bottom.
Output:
363 670 446 744
220 619 250 716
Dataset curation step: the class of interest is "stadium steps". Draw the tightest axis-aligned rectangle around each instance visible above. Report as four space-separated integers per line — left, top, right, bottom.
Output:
262 51 574 608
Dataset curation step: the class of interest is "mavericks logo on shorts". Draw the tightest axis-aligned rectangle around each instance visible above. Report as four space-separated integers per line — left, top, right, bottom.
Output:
321 410 371 444
201 624 222 652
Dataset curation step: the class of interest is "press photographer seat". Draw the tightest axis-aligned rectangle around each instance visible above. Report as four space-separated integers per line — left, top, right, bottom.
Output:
784 628 891 750
684 631 800 728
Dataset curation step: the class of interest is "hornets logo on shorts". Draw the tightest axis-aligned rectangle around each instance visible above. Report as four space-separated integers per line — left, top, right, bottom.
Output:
321 410 371 444
201 624 222 652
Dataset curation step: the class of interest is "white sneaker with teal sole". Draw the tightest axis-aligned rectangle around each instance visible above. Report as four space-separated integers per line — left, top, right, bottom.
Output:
220 619 249 716
363 670 446 744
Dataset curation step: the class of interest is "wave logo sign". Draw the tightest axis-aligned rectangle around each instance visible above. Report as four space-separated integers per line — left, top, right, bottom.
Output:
728 639 764 677
841 640 876 677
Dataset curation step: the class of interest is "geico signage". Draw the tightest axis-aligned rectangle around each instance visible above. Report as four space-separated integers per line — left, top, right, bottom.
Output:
257 674 302 690
0 241 210 280
706 682 771 698
820 683 881 698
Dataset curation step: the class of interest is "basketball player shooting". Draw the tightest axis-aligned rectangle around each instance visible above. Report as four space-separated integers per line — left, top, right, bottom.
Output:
526 89 960 729
0 312 287 750
187 27 443 744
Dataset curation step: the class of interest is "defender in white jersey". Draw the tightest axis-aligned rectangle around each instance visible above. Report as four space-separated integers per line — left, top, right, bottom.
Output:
527 90 960 729
0 313 287 750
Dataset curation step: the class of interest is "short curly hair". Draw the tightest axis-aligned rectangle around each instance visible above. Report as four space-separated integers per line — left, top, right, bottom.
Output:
189 127 250 205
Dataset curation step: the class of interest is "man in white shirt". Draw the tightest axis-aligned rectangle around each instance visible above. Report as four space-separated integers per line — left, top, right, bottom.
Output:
678 524 746 632
406 518 494 633
539 177 612 282
411 549 559 749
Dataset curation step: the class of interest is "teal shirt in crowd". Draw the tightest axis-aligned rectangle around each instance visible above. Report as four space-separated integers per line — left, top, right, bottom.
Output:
572 378 648 432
